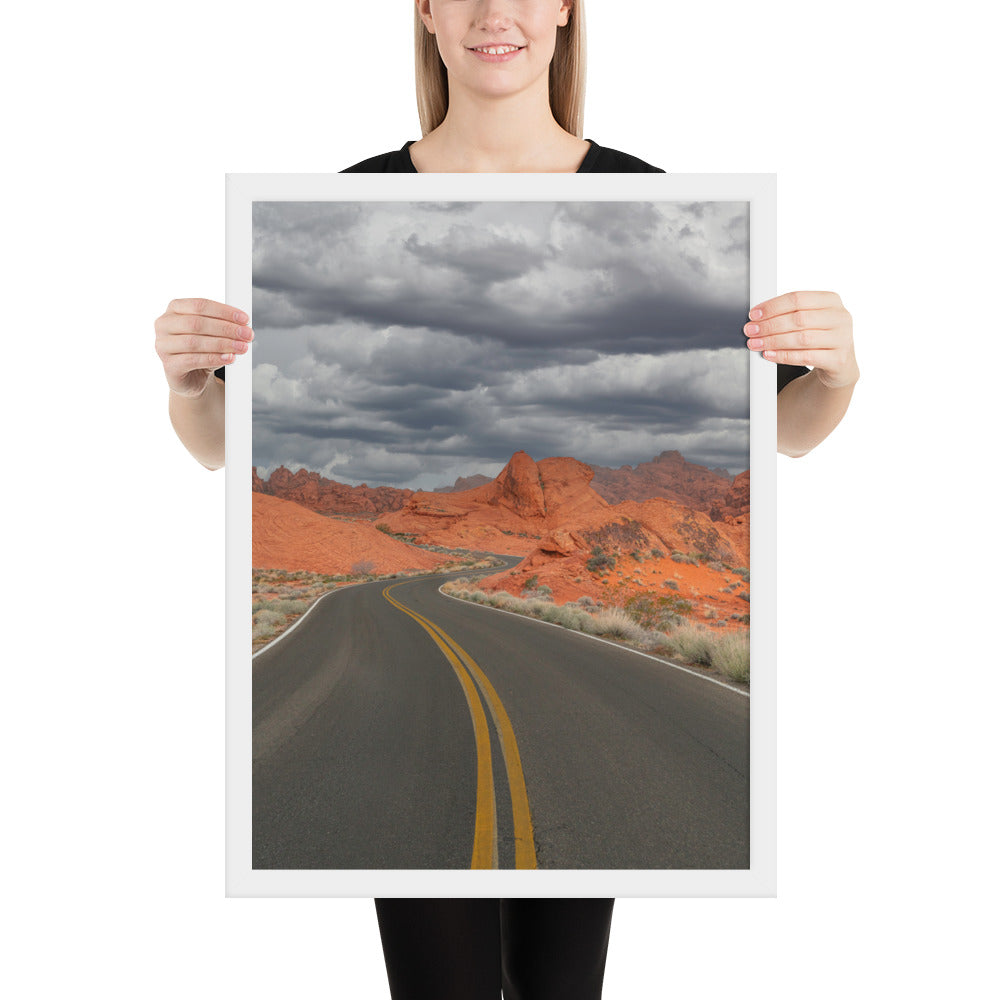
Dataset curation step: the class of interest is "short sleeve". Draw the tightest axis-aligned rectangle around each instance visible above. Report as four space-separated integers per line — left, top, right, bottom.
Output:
777 363 809 394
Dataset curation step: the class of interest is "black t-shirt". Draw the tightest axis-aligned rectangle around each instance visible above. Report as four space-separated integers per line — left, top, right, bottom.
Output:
342 138 663 174
216 141 808 390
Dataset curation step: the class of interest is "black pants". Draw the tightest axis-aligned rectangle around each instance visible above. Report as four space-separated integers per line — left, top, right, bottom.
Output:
375 898 614 1000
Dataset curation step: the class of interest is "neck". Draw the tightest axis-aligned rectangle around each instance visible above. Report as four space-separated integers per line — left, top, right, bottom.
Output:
424 77 572 172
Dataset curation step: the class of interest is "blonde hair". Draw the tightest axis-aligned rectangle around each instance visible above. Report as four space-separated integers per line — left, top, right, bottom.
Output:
414 1 587 138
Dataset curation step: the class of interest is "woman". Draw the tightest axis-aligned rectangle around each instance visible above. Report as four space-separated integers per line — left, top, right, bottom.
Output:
155 3 859 997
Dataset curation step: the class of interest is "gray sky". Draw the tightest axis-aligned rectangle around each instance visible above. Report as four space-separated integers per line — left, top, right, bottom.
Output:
252 200 750 490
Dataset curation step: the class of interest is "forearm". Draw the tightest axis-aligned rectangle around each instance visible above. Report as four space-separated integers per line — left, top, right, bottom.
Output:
776 369 858 458
168 375 226 470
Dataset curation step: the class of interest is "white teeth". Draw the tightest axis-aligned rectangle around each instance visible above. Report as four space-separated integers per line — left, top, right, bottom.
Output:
476 45 520 55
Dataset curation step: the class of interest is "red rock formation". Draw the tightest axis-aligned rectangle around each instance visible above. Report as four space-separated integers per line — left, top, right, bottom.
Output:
590 450 740 520
474 496 750 626
253 493 451 576
376 451 610 554
251 450 752 625
253 466 413 517
710 469 750 525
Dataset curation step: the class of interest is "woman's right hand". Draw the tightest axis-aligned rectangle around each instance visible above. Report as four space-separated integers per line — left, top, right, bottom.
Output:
154 298 254 397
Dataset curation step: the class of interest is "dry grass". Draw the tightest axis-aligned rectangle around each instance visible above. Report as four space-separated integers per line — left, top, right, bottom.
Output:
441 582 749 684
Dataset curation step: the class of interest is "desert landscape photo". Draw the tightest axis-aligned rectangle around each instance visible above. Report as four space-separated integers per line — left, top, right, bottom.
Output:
250 199 753 871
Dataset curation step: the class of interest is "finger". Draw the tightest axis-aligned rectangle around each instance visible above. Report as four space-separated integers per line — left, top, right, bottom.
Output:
749 291 842 321
155 312 254 343
165 297 249 325
166 351 240 374
745 330 841 354
744 307 843 339
758 346 845 367
158 333 251 359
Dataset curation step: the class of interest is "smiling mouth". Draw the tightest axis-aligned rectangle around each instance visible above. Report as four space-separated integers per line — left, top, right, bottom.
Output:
467 45 525 55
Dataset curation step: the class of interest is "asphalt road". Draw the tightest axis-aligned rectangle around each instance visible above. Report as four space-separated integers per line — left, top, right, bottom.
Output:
252 562 749 870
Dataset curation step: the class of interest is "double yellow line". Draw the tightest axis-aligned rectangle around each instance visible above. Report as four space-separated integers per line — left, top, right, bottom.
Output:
382 582 537 870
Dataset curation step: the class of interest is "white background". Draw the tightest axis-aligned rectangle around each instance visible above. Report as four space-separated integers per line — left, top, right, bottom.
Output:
5 1 994 997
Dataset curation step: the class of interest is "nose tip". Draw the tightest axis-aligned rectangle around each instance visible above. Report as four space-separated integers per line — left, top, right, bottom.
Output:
478 12 513 32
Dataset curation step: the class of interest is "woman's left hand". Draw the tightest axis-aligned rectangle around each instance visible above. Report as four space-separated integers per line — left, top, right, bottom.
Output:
744 290 859 389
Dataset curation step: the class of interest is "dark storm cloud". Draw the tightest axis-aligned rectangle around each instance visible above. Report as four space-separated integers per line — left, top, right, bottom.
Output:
403 227 551 284
254 279 742 353
250 201 751 487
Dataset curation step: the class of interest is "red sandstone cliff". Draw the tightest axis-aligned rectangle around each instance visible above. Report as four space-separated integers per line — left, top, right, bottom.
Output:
375 451 610 555
474 496 750 625
590 450 739 518
253 466 413 517
709 469 750 525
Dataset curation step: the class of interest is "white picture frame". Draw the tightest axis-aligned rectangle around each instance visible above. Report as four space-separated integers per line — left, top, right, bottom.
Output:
225 173 776 897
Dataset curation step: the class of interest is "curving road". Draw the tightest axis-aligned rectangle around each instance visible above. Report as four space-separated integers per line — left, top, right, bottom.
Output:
252 561 749 870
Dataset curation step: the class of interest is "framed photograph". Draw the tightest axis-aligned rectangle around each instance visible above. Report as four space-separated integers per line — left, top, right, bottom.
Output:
225 173 776 897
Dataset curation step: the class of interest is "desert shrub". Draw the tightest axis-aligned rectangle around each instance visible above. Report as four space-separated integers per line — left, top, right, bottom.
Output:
253 621 278 643
547 605 593 630
624 591 693 630
636 629 672 653
650 548 664 559
351 560 376 576
590 606 646 642
523 574 539 590
375 523 393 535
536 603 567 625
623 592 664 629
269 598 311 615
738 591 750 602
735 567 750 582
713 631 750 682
490 591 520 612
666 625 714 667
671 551 699 566
519 598 545 616
662 624 750 682
662 579 679 591
523 590 554 603
586 546 616 573
442 579 745 679
253 609 285 629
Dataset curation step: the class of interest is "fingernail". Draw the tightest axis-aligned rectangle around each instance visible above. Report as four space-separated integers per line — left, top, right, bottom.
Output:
745 323 760 335
763 350 776 359
222 353 235 363
749 308 763 321
748 339 763 350
239 326 254 340
234 310 249 324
